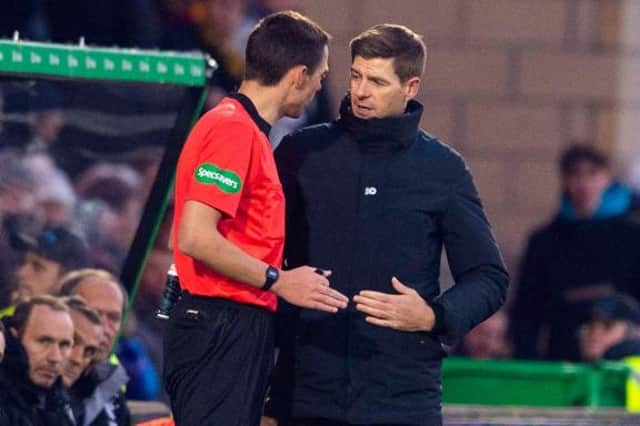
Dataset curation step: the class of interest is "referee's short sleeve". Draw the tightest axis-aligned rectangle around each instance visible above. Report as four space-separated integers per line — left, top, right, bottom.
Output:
185 120 253 218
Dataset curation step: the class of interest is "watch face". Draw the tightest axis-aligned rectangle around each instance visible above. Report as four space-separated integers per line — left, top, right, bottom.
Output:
267 267 279 281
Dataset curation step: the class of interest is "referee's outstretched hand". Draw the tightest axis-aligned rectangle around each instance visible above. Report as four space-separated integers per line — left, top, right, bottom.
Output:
272 266 348 313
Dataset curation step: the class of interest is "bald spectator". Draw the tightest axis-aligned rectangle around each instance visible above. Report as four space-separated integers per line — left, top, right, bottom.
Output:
59 269 131 426
0 295 75 426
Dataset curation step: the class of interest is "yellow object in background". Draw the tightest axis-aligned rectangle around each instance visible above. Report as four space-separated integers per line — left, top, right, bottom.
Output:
624 356 640 411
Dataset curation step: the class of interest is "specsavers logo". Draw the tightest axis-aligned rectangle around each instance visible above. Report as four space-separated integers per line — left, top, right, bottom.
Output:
194 163 242 194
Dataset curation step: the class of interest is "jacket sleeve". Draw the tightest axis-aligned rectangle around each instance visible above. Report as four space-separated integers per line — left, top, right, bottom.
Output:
432 162 509 345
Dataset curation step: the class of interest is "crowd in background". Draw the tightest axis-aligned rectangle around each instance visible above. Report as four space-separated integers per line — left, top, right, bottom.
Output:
1 0 640 417
0 0 334 410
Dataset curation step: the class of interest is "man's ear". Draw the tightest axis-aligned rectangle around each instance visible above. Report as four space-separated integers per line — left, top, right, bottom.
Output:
404 77 421 100
10 327 18 338
285 64 308 89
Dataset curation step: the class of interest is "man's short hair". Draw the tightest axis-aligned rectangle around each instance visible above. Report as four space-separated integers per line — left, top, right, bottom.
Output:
62 295 101 326
58 268 128 313
9 295 69 337
350 24 426 82
245 10 330 86
560 143 610 176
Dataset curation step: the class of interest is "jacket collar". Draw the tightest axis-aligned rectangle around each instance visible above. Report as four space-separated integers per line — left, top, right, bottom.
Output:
339 95 423 149
227 92 272 137
76 358 129 426
558 181 633 221
0 328 48 403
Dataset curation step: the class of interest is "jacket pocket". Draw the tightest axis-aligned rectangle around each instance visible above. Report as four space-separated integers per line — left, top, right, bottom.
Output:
382 331 444 400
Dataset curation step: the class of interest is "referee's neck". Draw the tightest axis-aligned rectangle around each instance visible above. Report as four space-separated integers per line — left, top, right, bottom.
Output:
238 81 286 126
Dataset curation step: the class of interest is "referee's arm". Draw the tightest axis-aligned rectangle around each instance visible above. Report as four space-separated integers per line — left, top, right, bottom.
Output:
177 200 348 312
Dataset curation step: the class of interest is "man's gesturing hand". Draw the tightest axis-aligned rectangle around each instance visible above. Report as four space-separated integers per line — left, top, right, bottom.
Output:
271 266 348 313
353 277 435 332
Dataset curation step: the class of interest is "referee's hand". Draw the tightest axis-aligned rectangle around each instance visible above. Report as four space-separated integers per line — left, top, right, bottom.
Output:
260 417 277 426
271 266 348 313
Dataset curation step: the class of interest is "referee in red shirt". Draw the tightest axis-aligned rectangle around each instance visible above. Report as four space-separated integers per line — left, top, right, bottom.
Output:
163 11 348 426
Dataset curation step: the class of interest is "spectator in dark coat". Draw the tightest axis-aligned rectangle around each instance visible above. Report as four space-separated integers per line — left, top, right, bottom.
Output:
0 295 75 426
511 143 640 361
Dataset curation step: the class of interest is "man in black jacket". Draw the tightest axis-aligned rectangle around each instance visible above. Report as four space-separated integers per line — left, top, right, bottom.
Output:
0 295 75 426
264 24 508 426
511 144 640 361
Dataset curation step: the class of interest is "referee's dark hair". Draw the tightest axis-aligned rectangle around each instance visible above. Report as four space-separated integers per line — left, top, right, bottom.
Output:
245 10 330 86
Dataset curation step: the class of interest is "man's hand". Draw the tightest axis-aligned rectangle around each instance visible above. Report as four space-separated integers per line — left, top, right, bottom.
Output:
271 266 348 313
260 417 278 426
353 277 435 332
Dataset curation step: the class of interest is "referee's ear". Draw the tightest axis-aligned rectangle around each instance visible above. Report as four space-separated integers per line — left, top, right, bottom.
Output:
284 64 308 89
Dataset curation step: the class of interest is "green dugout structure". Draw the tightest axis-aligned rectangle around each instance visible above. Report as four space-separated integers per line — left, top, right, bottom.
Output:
0 38 209 305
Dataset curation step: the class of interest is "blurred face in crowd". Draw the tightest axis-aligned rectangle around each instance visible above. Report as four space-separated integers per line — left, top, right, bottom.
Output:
0 186 37 217
349 56 420 119
563 160 611 218
74 279 124 360
462 311 510 359
33 110 64 145
16 251 64 297
14 305 73 388
579 319 628 361
0 331 5 363
62 310 102 387
39 200 74 227
203 0 247 39
282 46 329 119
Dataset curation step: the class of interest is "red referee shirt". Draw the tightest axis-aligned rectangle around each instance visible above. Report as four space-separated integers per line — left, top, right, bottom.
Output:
172 94 283 312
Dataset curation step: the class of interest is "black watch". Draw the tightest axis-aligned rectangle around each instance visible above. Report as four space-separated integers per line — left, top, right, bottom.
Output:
262 265 279 291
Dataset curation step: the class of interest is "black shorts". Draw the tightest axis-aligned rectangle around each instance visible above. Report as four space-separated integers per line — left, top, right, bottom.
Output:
163 293 275 426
